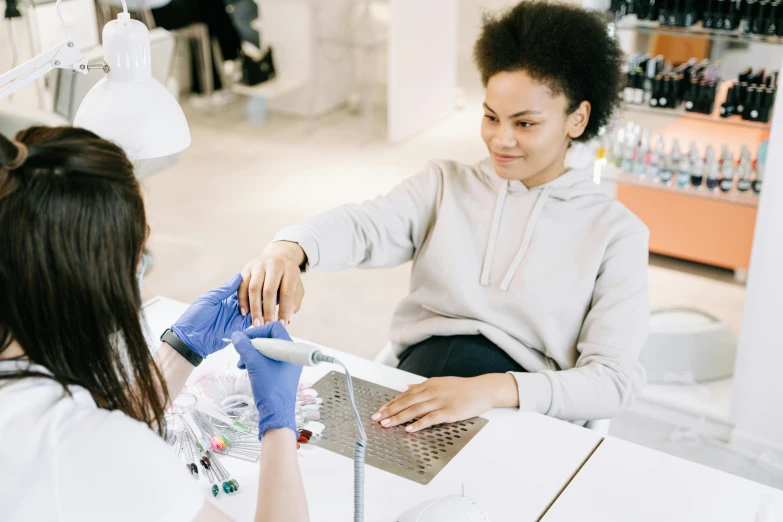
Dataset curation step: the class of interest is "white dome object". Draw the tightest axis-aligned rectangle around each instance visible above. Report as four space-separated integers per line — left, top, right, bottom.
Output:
74 13 190 160
638 308 737 383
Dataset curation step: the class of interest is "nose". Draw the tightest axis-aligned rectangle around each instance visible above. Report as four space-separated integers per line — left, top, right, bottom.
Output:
491 123 517 149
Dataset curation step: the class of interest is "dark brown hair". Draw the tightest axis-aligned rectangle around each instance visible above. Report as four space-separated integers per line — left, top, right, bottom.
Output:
0 126 168 434
473 1 624 142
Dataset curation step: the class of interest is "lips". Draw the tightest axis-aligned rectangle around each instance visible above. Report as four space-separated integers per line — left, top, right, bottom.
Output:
493 152 522 163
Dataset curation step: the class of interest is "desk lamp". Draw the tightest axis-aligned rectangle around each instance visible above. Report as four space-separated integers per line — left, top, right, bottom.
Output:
0 0 190 159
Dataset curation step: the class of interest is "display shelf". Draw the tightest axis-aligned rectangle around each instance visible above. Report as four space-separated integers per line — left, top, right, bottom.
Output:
600 164 760 208
612 18 783 45
622 102 772 130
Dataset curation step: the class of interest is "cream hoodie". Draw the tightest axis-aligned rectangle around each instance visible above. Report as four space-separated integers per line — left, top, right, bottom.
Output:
274 158 650 421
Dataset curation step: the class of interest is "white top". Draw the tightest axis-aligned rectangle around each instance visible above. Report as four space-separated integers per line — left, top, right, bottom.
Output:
0 360 204 522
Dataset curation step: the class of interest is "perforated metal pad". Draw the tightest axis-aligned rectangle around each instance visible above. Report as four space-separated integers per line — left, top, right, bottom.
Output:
310 371 488 484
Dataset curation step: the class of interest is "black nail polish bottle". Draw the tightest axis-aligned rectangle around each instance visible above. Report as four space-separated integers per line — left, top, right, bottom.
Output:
767 2 781 34
650 75 663 107
753 0 769 33
684 77 699 112
736 82 749 117
706 159 720 190
758 88 775 122
741 0 757 32
704 0 716 27
744 86 760 120
720 84 737 117
683 0 696 25
724 0 739 28
715 0 727 27
659 76 673 108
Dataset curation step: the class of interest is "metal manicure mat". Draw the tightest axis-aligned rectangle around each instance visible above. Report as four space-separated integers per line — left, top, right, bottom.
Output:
310 371 488 485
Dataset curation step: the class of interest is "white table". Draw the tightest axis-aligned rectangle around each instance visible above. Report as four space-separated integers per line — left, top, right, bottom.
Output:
541 436 783 522
143 297 602 521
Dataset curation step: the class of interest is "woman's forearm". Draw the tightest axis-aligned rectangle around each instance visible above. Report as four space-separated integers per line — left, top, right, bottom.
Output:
256 428 309 522
154 342 197 400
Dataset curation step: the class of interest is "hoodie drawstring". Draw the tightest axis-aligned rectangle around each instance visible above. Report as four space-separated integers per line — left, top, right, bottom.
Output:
499 186 552 291
479 181 508 286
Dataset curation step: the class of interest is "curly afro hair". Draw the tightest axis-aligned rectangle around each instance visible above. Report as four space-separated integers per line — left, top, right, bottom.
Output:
474 1 623 142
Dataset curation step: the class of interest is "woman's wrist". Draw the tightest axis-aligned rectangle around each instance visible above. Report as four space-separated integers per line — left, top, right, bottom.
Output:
264 241 307 268
479 373 520 409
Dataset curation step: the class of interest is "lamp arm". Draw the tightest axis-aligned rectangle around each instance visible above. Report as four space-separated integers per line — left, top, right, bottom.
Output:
0 40 89 101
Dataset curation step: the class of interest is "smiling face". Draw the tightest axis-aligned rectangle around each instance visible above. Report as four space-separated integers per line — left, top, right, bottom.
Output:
480 70 591 187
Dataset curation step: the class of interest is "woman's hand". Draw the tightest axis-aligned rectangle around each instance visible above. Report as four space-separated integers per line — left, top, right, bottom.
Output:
232 324 302 437
171 273 251 358
372 374 519 433
238 241 306 327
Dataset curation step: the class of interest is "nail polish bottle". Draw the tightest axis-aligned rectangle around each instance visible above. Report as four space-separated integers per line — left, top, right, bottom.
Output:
647 134 663 180
758 88 775 122
621 128 637 173
740 0 757 32
725 0 741 29
683 0 696 25
719 144 730 167
634 130 650 177
624 71 637 104
720 84 737 117
753 0 769 33
676 156 691 188
649 75 663 107
671 0 683 25
753 140 768 195
644 59 659 103
659 76 672 108
745 87 763 120
706 158 720 190
736 82 749 117
690 156 704 188
659 154 674 185
715 0 727 27
737 156 752 192
684 77 699 112
649 0 662 20
633 68 645 104
719 152 735 193
766 1 780 33
611 127 626 167
704 0 716 27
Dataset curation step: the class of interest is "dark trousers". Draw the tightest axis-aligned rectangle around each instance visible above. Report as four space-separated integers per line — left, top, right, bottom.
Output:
397 334 526 378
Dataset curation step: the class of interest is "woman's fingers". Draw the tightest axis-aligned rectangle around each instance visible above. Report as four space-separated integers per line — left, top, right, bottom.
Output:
247 265 267 327
277 263 301 325
378 381 428 412
374 388 432 422
378 399 441 428
405 409 450 433
262 262 285 324
238 262 254 317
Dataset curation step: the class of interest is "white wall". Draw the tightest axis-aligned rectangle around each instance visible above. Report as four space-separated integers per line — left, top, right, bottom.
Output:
730 58 783 454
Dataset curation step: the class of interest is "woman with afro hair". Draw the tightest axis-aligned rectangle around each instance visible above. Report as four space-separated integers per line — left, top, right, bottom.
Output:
239 1 650 429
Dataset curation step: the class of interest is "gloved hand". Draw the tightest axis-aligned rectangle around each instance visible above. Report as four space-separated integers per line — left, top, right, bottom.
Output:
172 273 252 358
232 323 302 438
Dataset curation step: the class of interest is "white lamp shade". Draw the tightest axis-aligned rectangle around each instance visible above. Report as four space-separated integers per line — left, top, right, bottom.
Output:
74 76 191 160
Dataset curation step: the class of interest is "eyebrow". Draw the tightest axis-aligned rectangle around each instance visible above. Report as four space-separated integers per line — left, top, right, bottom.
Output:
483 102 542 118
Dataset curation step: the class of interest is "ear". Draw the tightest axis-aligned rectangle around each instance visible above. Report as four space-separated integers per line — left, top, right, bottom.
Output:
567 101 591 140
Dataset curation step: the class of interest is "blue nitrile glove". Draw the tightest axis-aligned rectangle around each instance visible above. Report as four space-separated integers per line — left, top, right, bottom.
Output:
172 273 252 358
232 323 302 438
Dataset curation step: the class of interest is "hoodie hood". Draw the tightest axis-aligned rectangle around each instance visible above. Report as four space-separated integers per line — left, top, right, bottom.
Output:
478 156 604 200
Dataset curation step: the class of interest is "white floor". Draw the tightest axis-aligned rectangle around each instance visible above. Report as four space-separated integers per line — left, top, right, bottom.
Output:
139 91 781 491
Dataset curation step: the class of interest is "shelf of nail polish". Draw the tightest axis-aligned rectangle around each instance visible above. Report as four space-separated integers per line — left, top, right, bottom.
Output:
609 0 783 43
622 101 772 128
612 18 783 43
597 121 767 206
601 164 761 206
621 57 776 127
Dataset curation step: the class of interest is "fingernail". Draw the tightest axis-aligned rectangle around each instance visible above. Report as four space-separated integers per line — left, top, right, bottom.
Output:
253 318 261 327
240 307 247 316
381 419 390 426
405 426 413 432
371 413 381 421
